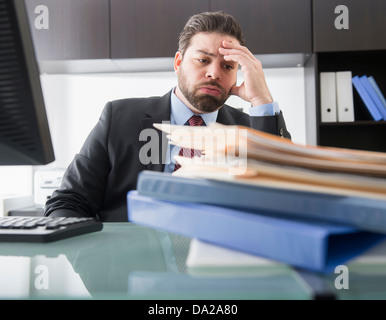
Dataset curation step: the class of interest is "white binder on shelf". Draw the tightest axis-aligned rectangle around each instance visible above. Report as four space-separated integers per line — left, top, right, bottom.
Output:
336 71 355 122
320 72 337 123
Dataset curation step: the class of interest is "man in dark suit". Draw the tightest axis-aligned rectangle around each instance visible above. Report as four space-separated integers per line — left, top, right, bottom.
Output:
45 11 291 221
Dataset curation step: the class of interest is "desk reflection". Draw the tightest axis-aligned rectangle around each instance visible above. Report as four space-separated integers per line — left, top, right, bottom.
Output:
0 224 179 298
5 223 384 299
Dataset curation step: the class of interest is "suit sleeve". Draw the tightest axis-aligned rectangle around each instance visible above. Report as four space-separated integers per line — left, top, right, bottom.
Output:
44 102 113 218
249 111 291 139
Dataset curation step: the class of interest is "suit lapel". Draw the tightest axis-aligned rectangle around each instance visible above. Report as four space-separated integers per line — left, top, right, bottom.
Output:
140 90 172 172
216 105 239 125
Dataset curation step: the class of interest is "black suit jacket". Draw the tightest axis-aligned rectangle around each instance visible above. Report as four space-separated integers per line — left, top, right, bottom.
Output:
45 90 290 221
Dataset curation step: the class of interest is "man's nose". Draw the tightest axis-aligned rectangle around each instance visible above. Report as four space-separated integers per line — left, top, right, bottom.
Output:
205 64 221 80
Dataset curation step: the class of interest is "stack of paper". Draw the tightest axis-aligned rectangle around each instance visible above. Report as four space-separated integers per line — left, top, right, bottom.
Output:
127 123 386 273
155 122 386 199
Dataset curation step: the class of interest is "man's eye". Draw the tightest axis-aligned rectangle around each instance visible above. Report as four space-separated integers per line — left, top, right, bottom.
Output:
198 59 208 63
224 64 233 70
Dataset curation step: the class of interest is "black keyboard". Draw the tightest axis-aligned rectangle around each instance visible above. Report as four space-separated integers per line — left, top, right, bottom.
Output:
0 216 103 242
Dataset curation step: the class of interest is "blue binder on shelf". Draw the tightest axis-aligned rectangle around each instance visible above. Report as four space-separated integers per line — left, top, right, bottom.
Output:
352 75 383 121
135 171 386 234
127 191 385 273
360 75 386 120
368 76 386 109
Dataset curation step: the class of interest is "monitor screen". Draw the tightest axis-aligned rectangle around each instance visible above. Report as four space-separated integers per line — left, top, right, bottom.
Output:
0 0 55 165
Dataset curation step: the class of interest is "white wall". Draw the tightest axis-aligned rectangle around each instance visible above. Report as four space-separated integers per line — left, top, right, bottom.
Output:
0 167 33 196
40 72 179 169
0 68 306 197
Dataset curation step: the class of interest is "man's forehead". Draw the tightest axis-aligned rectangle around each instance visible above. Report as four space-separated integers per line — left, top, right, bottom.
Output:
186 32 239 55
191 32 238 42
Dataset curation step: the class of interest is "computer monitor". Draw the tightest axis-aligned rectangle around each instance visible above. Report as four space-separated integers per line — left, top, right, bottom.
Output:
0 0 55 165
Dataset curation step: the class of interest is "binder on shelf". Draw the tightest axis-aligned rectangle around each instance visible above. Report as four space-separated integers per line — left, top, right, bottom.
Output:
352 75 383 121
127 191 386 273
320 72 337 122
136 171 386 234
336 71 355 122
368 76 386 110
360 75 386 120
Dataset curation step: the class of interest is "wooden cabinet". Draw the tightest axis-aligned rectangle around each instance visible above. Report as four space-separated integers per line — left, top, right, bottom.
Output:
306 0 386 152
110 0 312 59
24 0 110 60
313 0 386 52
26 0 312 60
110 0 209 59
209 0 312 54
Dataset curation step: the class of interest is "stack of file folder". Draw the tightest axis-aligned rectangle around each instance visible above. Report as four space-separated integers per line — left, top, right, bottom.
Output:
127 123 386 273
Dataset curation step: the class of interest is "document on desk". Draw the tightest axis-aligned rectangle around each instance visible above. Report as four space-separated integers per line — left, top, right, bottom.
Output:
153 122 386 199
186 238 386 271
154 122 386 179
127 191 386 273
186 238 281 270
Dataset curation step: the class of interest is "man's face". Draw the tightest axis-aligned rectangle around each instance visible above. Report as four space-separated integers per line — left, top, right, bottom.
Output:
174 32 239 113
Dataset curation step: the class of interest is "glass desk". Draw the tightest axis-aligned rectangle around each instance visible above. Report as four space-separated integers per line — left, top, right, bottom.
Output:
0 223 385 300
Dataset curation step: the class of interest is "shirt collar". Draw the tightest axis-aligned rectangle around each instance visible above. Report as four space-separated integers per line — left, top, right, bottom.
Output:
170 88 218 126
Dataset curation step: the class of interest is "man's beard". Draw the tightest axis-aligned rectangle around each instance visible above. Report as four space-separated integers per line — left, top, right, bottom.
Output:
178 69 231 113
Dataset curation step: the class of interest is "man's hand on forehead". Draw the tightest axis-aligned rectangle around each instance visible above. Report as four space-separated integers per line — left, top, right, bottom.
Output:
219 40 273 106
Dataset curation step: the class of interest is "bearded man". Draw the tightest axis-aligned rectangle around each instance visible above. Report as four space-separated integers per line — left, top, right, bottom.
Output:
45 11 291 221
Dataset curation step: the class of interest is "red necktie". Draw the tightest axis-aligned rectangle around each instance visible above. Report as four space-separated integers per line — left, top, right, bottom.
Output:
173 115 204 171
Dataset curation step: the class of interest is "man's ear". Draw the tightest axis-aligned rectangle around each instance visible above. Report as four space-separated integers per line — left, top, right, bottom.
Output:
174 51 182 73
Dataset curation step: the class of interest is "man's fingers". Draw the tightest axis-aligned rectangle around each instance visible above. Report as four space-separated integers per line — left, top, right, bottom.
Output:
221 40 255 60
222 53 255 72
219 46 262 71
230 85 241 97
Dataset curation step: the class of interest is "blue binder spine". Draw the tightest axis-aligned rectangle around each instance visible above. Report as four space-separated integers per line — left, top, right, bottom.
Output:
360 75 386 120
136 171 386 234
127 191 385 273
368 76 386 112
352 75 383 121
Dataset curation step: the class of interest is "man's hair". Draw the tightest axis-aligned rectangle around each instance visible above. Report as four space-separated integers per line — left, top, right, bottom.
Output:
178 11 245 56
